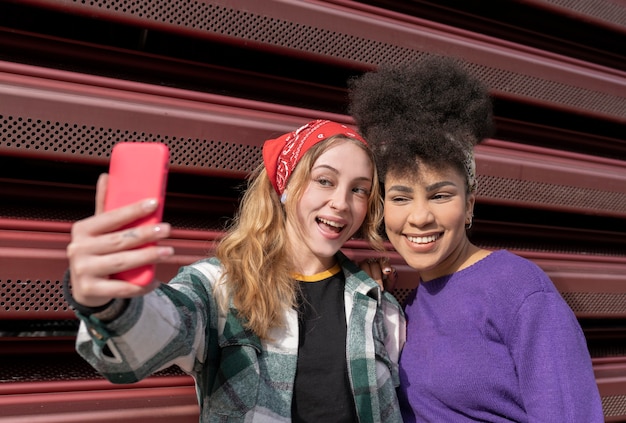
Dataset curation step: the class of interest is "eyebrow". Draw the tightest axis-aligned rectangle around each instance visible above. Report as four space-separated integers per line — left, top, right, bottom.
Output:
313 164 338 173
386 181 457 193
313 164 372 182
386 185 413 194
425 181 458 191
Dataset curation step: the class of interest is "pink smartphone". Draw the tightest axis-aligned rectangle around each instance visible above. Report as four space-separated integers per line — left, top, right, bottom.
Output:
104 142 170 286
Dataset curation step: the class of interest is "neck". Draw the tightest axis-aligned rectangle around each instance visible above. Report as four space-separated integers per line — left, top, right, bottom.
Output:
293 257 338 276
421 241 487 282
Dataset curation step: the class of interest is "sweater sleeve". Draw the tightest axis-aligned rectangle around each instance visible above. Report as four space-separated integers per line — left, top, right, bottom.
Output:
508 290 604 422
75 262 219 384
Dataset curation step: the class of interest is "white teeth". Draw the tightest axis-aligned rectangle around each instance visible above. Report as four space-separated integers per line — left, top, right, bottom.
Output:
318 217 344 228
407 234 439 244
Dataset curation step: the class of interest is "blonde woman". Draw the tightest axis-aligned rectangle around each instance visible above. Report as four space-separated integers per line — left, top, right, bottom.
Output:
65 120 405 422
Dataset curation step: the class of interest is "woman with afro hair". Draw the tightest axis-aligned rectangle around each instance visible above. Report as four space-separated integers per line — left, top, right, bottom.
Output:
349 56 603 422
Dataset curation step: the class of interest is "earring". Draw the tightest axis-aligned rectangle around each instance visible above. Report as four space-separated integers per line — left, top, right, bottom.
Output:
465 214 474 230
280 192 287 204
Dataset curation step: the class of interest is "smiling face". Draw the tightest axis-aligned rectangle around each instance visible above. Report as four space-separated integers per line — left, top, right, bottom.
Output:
383 163 475 281
285 139 373 275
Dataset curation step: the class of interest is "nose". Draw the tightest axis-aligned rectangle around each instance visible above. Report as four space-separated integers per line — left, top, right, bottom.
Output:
329 188 350 211
406 200 434 227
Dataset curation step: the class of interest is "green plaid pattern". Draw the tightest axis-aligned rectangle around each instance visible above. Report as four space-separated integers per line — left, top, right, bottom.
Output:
75 252 405 422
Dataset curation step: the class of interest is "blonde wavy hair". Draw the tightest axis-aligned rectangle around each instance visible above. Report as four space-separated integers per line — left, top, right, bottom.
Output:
215 135 383 339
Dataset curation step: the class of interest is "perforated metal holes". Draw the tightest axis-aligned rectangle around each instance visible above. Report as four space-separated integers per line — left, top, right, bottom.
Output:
0 114 261 174
462 61 626 120
58 0 626 121
0 116 110 156
0 279 71 316
477 174 626 216
544 0 626 27
603 394 626 419
390 288 415 307
561 292 626 316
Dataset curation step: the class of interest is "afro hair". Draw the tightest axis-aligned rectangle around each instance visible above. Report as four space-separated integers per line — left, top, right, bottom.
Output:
348 56 494 185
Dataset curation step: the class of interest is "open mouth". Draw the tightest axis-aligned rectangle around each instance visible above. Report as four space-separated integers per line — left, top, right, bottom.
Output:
406 233 440 244
317 217 345 233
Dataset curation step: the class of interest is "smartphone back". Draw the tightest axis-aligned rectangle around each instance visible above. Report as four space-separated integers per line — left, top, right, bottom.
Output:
104 142 169 286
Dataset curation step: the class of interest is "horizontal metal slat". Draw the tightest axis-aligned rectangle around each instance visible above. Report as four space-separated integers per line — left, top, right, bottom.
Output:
0 382 198 423
0 221 393 320
4 220 624 319
517 0 626 34
0 226 220 320
2 62 625 218
476 140 626 218
0 60 343 177
13 0 626 123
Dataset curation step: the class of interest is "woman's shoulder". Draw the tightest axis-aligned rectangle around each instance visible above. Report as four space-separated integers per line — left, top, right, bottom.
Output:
476 250 542 275
480 249 557 296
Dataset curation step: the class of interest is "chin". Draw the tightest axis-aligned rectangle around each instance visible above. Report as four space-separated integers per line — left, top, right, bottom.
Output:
311 242 343 259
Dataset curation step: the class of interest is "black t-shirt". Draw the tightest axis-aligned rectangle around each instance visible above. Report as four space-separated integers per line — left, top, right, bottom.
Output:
292 265 357 423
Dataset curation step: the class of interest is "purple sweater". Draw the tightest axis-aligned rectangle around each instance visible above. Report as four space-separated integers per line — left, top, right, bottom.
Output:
398 250 603 422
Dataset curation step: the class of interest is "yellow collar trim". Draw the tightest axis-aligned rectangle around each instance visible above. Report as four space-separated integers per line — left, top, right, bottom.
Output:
293 263 342 282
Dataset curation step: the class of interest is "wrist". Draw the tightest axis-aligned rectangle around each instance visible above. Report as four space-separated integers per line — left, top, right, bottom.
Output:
62 269 115 316
91 298 130 322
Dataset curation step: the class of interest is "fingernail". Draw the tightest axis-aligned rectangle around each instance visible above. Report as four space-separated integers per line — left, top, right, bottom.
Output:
143 199 158 210
383 267 392 274
158 247 174 257
153 223 170 233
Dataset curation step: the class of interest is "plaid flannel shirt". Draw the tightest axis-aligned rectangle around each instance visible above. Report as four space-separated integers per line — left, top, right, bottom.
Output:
75 252 406 422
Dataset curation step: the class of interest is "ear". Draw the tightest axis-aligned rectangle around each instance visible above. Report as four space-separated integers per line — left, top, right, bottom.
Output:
465 192 476 222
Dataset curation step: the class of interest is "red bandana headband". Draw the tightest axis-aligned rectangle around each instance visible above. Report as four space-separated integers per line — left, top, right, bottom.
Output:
262 119 367 195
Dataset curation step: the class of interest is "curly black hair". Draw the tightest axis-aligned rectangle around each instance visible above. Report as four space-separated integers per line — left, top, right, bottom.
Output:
348 56 494 187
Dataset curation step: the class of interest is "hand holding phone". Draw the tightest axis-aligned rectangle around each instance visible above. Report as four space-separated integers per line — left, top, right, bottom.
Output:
104 142 169 286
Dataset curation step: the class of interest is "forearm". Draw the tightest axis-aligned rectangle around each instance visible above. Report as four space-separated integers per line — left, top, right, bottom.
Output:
75 286 206 383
